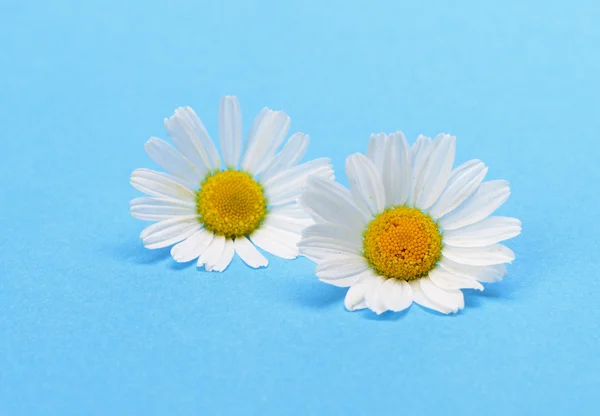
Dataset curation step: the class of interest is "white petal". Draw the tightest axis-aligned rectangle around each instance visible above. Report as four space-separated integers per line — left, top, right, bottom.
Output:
267 227 303 248
345 153 385 217
300 176 369 228
265 213 313 234
297 203 326 225
130 197 196 210
265 158 333 205
130 197 196 221
299 232 362 264
344 281 370 311
315 256 369 287
144 137 203 187
300 247 358 264
443 216 522 248
428 267 484 291
419 278 464 313
439 257 507 283
212 239 235 272
381 278 413 312
411 134 432 159
264 157 332 191
438 180 510 231
299 248 329 263
298 236 361 259
409 280 453 314
259 132 309 182
140 216 200 249
366 132 388 172
428 160 487 219
170 228 214 263
443 244 515 266
243 108 268 159
165 107 220 171
269 203 311 219
364 275 388 315
301 223 363 250
416 134 456 210
131 168 196 202
234 236 268 268
241 110 290 175
269 167 335 206
198 234 226 269
250 226 299 259
408 135 433 206
382 131 411 206
448 158 481 178
219 96 242 168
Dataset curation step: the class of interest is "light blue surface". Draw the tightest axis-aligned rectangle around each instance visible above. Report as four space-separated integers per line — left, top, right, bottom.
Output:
1 0 599 414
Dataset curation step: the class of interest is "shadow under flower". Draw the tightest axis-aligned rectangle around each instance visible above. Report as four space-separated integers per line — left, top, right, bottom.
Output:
463 279 517 308
106 238 171 265
361 308 411 322
357 283 516 319
169 260 196 271
292 279 346 309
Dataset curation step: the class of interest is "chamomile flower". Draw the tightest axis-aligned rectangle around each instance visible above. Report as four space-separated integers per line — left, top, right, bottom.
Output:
130 96 333 272
299 133 521 314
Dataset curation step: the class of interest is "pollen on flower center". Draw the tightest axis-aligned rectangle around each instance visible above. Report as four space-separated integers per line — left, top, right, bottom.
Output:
363 206 443 281
196 170 268 238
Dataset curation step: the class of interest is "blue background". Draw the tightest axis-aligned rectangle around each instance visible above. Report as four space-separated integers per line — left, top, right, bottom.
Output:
1 0 599 414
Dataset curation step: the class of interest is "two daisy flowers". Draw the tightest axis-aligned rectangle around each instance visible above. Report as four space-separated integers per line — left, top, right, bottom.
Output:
131 96 521 315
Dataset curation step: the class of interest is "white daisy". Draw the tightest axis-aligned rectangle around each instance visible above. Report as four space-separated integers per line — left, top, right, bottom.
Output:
299 132 521 314
130 96 333 272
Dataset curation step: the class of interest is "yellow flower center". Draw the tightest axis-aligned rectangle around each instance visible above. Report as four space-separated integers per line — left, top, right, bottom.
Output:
363 206 442 281
196 170 268 238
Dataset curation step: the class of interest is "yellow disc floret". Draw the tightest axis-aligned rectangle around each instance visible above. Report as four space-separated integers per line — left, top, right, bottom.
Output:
196 170 268 238
363 206 443 281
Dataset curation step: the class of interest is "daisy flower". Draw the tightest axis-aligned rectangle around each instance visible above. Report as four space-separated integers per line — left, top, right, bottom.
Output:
130 96 333 272
299 132 521 314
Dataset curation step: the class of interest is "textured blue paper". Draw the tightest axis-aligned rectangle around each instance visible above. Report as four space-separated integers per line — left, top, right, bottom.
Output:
1 0 599 414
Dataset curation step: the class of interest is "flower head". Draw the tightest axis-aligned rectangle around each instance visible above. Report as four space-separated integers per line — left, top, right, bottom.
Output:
299 132 520 314
131 96 333 272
